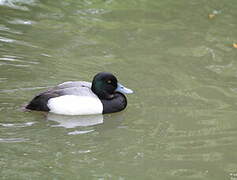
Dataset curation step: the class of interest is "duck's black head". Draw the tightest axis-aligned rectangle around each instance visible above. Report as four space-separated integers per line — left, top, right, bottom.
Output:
91 72 133 100
91 72 118 99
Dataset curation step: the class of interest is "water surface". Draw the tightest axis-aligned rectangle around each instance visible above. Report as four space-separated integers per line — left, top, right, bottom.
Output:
1 0 237 179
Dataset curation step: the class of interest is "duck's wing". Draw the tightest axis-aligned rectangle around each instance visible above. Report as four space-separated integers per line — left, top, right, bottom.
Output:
52 86 96 97
53 81 91 90
26 81 95 111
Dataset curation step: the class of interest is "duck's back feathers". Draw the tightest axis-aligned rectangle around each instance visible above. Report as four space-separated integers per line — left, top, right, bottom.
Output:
53 81 91 90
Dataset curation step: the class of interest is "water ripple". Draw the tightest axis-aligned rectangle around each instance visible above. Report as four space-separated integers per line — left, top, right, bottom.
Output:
0 55 39 64
0 77 7 83
68 130 94 135
0 36 15 43
0 138 29 143
0 35 38 48
0 0 37 11
0 63 30 67
0 25 23 34
0 122 35 128
0 86 49 93
8 19 35 25
169 168 208 179
164 152 223 162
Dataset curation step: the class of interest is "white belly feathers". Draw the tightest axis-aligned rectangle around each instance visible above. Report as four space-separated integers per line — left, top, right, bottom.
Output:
47 95 103 115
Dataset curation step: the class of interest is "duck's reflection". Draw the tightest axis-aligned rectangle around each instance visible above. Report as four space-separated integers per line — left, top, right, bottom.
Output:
47 113 103 128
46 112 125 130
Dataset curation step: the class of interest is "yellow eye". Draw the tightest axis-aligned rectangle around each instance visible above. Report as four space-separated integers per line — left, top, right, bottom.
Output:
107 80 112 84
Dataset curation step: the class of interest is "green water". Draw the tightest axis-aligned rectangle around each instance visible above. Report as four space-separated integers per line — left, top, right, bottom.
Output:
1 0 237 179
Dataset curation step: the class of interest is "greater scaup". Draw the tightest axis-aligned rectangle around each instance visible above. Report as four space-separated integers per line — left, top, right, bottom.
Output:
26 72 133 115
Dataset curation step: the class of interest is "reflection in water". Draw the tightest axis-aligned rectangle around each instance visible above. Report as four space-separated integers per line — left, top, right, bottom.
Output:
47 113 104 128
46 112 125 130
46 113 125 135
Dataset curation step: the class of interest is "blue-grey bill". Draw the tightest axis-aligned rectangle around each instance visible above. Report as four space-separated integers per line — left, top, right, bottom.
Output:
115 83 133 94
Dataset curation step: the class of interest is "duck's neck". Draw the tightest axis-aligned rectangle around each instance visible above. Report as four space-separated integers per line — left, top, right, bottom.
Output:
101 93 127 114
91 86 113 100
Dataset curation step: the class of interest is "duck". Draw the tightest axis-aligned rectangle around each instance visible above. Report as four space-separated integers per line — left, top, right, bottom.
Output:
25 72 133 115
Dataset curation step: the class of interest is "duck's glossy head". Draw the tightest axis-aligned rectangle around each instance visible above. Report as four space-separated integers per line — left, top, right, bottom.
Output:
91 72 133 99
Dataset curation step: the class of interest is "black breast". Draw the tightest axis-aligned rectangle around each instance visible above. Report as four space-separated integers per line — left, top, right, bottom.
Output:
101 92 127 114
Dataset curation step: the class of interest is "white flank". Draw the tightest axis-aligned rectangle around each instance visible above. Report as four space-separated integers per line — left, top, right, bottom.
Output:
47 95 103 115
